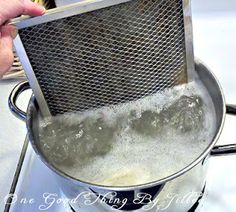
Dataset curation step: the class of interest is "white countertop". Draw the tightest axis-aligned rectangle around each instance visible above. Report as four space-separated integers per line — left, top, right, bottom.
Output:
0 1 236 211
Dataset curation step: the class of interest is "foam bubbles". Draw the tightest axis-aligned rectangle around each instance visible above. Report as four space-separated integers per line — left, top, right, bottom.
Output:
39 80 216 186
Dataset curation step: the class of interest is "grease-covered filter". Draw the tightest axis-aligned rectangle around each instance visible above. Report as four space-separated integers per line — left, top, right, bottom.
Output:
13 0 194 117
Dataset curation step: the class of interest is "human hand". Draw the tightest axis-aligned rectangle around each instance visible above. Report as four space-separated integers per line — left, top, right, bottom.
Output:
0 0 45 78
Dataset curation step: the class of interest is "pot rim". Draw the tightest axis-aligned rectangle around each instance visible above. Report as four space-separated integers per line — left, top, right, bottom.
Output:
26 59 226 191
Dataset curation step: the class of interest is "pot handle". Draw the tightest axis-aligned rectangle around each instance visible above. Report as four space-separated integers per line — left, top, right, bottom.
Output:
211 104 236 156
8 80 30 121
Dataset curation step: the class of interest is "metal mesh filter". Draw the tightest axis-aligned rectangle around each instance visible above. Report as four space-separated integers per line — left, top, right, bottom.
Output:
15 0 191 116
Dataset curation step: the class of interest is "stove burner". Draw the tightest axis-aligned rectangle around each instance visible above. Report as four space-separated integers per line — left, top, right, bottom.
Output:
69 185 206 212
89 184 164 211
187 185 206 212
70 205 76 212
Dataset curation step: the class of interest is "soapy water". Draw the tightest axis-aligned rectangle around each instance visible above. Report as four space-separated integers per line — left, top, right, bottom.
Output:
39 80 216 186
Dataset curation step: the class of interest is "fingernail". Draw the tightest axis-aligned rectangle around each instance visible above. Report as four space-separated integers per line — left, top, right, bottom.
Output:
10 27 18 39
38 4 46 14
42 8 47 14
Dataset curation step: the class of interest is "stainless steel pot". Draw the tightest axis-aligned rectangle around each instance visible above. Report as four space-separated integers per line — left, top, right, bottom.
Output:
9 61 236 211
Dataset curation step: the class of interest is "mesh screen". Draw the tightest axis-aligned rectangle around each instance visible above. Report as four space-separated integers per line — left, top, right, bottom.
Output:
19 0 187 115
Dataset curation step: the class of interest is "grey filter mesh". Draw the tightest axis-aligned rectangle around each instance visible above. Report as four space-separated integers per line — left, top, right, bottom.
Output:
19 0 187 116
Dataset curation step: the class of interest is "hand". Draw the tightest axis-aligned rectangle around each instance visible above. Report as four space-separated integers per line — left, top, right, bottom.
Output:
0 0 45 78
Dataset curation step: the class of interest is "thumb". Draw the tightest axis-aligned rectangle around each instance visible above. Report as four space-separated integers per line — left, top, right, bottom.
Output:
23 0 46 16
0 25 15 78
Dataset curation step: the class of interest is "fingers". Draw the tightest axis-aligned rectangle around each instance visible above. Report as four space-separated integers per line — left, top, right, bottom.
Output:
0 25 16 78
23 0 46 16
0 0 45 78
0 0 45 25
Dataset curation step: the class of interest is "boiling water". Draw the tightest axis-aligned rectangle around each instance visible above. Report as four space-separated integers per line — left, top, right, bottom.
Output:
39 80 216 186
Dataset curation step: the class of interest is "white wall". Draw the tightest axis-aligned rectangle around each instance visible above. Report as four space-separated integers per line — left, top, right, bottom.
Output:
192 0 236 13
